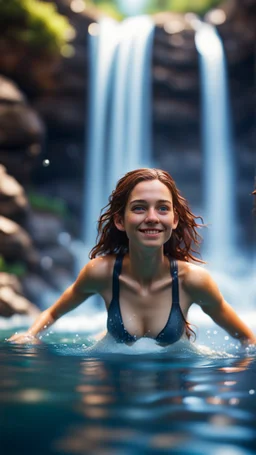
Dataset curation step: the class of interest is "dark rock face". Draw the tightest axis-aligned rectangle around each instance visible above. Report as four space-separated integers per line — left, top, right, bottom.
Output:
0 215 39 267
0 165 29 222
0 75 44 184
0 275 40 317
0 74 80 316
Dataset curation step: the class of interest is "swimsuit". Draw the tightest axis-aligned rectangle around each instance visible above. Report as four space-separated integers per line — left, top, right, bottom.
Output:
107 254 186 344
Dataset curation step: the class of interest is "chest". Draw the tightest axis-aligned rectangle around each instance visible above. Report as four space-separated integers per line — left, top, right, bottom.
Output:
102 274 191 339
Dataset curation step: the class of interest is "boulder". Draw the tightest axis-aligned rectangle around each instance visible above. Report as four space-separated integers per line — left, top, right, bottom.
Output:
0 99 44 148
0 165 29 221
0 285 40 317
0 215 39 268
0 272 23 295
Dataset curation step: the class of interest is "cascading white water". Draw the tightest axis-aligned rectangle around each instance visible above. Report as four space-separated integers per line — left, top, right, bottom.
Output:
195 23 236 269
83 18 119 248
83 16 155 249
193 23 256 311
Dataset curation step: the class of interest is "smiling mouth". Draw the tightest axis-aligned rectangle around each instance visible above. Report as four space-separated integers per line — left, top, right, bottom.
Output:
139 229 163 234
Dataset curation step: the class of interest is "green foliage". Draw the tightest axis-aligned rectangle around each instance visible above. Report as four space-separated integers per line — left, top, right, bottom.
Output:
94 1 124 20
90 0 222 17
0 255 27 277
28 192 68 217
0 0 73 53
145 0 222 15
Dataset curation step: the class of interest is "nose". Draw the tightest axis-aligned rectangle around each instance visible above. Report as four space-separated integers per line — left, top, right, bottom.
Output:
145 208 160 224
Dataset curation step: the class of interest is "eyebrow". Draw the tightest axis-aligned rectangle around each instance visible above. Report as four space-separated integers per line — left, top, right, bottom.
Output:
129 199 172 205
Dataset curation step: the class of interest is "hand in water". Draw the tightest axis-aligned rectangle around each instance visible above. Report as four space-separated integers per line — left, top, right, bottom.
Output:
7 332 41 345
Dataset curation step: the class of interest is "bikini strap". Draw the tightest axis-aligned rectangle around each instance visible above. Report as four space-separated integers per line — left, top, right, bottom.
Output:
170 259 179 304
112 253 123 300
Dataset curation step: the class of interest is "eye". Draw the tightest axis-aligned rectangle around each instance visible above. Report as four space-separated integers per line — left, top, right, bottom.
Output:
158 206 169 212
132 206 145 212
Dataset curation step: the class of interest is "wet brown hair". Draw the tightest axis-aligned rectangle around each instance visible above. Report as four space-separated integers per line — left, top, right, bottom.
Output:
90 168 204 341
90 168 204 262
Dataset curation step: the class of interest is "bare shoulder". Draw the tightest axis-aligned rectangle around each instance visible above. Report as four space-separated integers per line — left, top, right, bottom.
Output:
178 261 213 289
84 255 115 279
178 261 220 304
74 255 116 294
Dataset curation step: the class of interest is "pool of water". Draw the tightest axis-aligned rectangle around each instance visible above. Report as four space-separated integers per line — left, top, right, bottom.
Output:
1 318 256 455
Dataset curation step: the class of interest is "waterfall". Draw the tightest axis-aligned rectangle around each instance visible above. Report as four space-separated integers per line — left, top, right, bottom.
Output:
195 23 236 269
194 23 256 309
83 18 119 248
83 16 155 250
106 16 155 197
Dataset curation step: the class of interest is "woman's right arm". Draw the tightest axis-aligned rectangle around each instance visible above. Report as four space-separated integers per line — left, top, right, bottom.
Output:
7 257 109 344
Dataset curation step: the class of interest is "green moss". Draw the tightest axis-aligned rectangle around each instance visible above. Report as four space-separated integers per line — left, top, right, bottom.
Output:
145 0 222 15
28 192 68 217
90 0 222 17
0 255 27 277
0 0 73 53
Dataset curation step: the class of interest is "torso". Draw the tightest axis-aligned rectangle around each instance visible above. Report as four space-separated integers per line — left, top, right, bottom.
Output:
98 254 194 342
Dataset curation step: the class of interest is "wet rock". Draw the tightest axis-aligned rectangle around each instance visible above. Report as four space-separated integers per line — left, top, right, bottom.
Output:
0 146 41 185
0 76 25 103
0 285 40 317
0 272 23 295
0 75 44 183
0 165 29 222
0 215 39 268
0 98 44 148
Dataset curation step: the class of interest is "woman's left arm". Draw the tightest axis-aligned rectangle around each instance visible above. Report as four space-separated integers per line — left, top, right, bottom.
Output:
184 265 256 346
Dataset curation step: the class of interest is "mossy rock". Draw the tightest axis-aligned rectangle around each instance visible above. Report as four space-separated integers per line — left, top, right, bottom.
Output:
0 0 73 54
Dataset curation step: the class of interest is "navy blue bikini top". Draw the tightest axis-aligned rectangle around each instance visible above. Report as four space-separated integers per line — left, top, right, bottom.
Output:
107 254 185 344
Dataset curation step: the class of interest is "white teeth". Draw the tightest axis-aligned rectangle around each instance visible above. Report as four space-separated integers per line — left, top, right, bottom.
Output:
142 230 161 234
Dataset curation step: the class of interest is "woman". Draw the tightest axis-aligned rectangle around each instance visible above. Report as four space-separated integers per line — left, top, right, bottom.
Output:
8 168 256 346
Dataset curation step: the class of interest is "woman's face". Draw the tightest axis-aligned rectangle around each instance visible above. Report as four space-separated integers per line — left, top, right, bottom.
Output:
115 179 179 249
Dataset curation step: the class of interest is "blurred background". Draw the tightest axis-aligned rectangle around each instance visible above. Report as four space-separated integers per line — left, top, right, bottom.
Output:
0 0 255 318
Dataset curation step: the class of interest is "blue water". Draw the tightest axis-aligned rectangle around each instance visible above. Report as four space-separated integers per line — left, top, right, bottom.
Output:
1 326 256 455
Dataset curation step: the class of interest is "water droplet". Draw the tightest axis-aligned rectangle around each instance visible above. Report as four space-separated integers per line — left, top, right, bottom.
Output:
249 389 255 395
224 336 229 341
42 159 50 167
